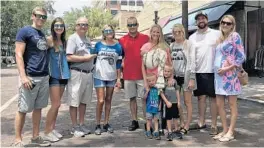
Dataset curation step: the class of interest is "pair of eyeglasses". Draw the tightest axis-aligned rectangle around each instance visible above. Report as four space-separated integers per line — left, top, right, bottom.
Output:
127 23 138 27
76 23 89 27
103 29 114 34
54 24 65 29
221 21 233 26
33 13 47 20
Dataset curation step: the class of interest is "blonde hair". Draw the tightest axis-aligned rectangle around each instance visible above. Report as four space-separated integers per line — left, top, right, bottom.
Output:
32 6 47 15
146 73 157 79
164 64 173 71
219 15 236 43
172 23 186 40
149 24 169 50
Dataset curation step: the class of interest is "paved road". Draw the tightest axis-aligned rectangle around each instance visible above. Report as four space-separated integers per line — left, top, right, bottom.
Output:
1 68 19 106
1 69 264 147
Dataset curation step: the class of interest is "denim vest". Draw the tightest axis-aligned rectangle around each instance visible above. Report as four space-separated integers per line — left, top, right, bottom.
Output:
49 45 70 79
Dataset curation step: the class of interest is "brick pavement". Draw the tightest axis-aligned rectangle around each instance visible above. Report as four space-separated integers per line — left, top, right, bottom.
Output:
1 69 264 147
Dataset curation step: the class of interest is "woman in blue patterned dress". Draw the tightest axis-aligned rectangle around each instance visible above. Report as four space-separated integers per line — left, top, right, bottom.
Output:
213 15 245 142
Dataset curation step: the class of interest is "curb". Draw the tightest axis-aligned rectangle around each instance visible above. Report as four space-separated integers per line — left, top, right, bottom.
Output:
238 96 264 105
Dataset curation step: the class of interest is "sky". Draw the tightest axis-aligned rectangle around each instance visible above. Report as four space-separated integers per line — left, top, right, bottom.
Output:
52 0 92 17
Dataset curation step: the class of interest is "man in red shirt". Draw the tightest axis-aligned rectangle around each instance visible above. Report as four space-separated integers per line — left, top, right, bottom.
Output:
119 17 149 131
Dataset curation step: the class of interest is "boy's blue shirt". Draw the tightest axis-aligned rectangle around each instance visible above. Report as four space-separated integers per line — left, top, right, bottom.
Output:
145 87 159 114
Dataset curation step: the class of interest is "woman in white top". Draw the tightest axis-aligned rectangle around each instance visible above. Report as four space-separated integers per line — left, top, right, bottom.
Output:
170 24 196 134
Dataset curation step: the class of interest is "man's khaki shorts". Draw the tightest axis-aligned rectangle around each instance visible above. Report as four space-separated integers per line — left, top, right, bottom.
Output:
66 70 93 107
124 80 144 99
18 75 49 113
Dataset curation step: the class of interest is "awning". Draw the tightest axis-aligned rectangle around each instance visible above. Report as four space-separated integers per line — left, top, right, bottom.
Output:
163 1 236 36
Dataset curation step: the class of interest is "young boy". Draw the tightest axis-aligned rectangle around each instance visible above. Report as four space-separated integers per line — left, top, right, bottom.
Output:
143 73 171 140
163 64 183 141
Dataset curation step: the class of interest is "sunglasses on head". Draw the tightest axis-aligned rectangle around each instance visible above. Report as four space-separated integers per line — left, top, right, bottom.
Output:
103 29 114 34
33 13 47 20
221 21 233 26
54 24 65 29
76 23 89 27
127 23 138 27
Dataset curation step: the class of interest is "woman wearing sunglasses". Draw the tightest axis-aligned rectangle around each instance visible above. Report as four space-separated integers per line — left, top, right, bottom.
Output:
44 17 70 142
170 24 196 135
213 15 245 142
93 25 122 135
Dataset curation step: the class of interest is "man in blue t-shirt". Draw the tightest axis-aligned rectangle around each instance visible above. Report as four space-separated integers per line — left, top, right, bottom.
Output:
13 7 51 147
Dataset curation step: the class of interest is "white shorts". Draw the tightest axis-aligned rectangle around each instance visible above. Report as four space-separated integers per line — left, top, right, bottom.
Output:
18 75 49 113
124 80 144 99
66 70 93 107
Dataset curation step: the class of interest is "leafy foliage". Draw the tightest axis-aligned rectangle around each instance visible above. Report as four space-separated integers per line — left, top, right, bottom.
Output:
1 1 55 49
63 6 118 39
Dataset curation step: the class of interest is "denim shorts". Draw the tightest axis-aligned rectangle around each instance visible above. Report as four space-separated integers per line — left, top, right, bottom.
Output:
49 77 68 87
94 78 116 88
146 112 160 120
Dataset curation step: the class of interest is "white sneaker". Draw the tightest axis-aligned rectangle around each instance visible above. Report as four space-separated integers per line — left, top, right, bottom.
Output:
80 124 91 135
52 130 63 139
70 125 85 138
43 132 59 142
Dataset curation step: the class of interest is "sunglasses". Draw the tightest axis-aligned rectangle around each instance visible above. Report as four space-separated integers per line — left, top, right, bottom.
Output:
127 23 138 27
54 24 65 29
33 13 47 20
221 21 233 26
76 23 89 27
103 29 114 34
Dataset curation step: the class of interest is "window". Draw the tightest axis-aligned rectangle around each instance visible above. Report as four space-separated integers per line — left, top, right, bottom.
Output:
110 0 117 5
121 0 127 5
137 0 143 6
129 0 135 6
111 10 118 15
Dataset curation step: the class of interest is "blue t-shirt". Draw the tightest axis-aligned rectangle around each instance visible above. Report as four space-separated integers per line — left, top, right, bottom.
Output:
146 87 160 114
16 26 49 77
93 41 122 81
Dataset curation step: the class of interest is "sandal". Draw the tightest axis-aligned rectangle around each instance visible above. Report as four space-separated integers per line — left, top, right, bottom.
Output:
212 133 225 140
219 134 234 142
180 128 189 134
189 123 207 130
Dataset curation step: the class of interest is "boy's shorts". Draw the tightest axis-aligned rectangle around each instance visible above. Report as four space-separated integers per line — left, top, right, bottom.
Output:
146 112 160 120
165 103 179 120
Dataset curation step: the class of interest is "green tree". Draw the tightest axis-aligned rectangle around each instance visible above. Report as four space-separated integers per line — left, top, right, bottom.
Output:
1 1 55 54
63 6 118 39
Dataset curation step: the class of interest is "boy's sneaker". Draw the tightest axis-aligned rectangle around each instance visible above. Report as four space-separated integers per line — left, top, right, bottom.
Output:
52 130 63 139
103 123 114 133
174 131 183 139
144 123 154 133
128 120 139 131
70 125 85 138
43 132 59 142
80 124 91 135
167 132 173 141
153 131 161 140
31 136 51 147
145 131 152 139
95 125 102 135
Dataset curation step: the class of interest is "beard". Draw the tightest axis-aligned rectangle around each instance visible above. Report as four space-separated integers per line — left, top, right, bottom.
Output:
198 22 208 29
